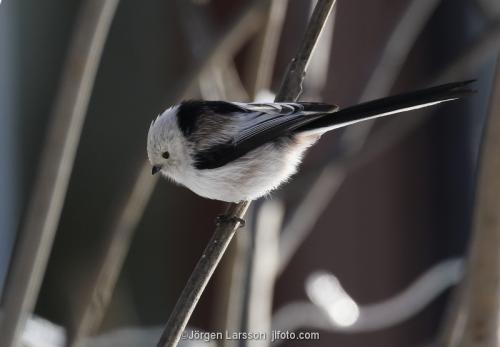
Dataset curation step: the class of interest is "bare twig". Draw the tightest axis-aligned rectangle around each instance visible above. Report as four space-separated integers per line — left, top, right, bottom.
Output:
67 2 267 346
0 2 121 347
278 0 441 271
303 0 336 99
157 1 336 346
157 201 251 347
440 59 500 347
275 0 336 102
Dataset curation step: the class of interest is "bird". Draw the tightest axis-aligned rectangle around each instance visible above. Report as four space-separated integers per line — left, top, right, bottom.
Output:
147 80 474 203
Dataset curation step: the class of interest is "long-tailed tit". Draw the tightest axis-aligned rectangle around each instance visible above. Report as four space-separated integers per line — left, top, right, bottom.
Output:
147 81 474 203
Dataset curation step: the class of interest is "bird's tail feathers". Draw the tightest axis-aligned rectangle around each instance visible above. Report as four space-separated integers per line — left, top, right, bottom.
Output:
297 80 476 135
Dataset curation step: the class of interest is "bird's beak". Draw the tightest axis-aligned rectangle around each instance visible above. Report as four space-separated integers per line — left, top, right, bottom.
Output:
152 165 162 175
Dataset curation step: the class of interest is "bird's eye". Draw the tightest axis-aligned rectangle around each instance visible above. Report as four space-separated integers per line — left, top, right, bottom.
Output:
162 151 170 159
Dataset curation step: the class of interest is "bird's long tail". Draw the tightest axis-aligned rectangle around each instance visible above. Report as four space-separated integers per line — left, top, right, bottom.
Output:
297 80 475 134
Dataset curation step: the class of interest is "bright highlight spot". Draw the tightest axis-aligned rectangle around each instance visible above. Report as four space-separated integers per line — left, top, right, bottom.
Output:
329 297 360 326
306 271 360 327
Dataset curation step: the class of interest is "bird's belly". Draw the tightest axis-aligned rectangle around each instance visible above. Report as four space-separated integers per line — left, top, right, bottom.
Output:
181 137 317 202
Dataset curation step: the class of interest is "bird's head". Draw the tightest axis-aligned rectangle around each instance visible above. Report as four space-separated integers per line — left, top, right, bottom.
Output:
147 106 190 177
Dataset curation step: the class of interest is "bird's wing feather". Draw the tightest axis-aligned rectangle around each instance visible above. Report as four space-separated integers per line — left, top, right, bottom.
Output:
192 101 337 170
232 102 337 142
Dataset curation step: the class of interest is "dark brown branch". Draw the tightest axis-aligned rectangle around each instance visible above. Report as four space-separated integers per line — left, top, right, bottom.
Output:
0 2 121 347
157 1 336 346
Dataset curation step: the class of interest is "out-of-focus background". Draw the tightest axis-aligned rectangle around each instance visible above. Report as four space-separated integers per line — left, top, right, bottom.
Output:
1 0 499 346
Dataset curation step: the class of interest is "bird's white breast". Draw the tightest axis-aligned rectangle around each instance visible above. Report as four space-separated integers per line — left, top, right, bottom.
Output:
172 135 318 202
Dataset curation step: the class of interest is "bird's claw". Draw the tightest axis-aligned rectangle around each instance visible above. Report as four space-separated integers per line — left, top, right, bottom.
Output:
215 215 246 228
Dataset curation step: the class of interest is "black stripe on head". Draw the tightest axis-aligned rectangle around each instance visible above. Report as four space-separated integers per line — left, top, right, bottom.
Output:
177 100 245 137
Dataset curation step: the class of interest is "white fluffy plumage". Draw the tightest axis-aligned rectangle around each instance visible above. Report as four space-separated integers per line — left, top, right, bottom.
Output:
147 106 318 202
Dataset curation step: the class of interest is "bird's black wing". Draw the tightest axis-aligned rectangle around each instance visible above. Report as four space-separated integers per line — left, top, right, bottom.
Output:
230 102 338 143
191 101 338 170
191 80 474 170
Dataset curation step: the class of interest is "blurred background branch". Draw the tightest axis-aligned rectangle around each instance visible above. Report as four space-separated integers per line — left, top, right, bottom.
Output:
0 1 121 347
246 201 283 347
272 258 464 338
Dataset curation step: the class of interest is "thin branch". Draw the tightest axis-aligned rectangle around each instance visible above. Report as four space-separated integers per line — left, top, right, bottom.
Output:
156 1 336 346
157 201 251 347
275 0 336 102
440 58 500 347
67 2 267 345
303 0 337 98
0 2 121 347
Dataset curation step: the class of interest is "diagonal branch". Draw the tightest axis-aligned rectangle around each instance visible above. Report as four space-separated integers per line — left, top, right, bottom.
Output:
275 0 337 102
156 1 337 346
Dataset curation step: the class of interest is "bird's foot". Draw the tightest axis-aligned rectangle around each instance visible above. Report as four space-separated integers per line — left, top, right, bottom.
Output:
215 214 246 228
